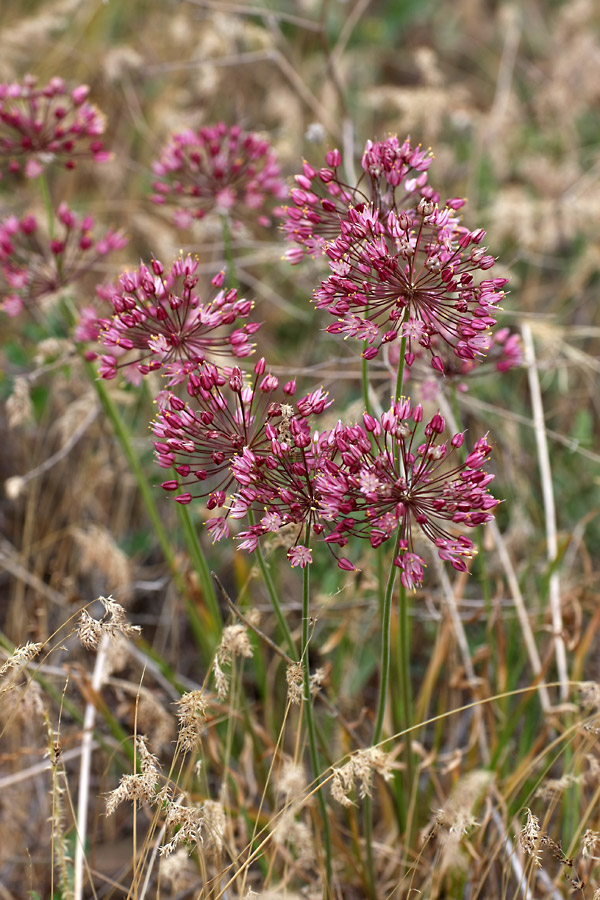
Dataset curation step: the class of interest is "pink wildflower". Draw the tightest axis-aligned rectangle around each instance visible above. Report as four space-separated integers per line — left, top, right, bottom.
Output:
152 362 344 566
315 198 506 371
288 545 312 568
152 358 293 509
283 136 437 261
0 75 110 178
97 256 258 380
150 122 286 227
0 205 126 317
318 401 499 586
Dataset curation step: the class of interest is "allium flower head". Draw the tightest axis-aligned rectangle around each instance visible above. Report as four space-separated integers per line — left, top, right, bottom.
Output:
0 75 110 178
318 401 499 588
231 422 347 567
283 136 436 262
151 122 286 227
152 361 343 563
0 205 127 318
97 255 258 381
152 358 301 520
315 198 507 371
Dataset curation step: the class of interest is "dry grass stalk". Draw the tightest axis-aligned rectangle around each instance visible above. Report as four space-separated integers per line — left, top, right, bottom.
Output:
175 689 208 752
77 595 140 650
330 747 393 808
105 735 161 815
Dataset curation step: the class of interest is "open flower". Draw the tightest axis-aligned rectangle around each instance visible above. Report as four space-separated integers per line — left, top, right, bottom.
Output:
152 359 303 525
150 122 286 227
0 75 110 178
318 400 499 588
283 136 437 262
97 255 258 381
152 360 343 564
315 198 506 372
230 423 347 567
0 205 126 318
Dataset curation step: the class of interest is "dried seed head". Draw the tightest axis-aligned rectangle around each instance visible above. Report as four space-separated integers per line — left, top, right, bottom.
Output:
158 847 196 893
160 797 205 857
518 808 543 868
213 659 229 699
277 760 306 801
286 661 304 705
6 376 34 429
217 623 253 665
0 641 43 677
331 747 393 807
583 829 600 859
175 690 208 752
309 666 326 697
105 736 161 815
203 799 226 856
579 681 600 710
77 596 140 650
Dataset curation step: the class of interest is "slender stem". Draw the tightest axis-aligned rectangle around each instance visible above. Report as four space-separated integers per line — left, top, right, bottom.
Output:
397 579 414 821
220 213 237 288
62 297 214 656
38 172 55 239
393 334 408 403
372 535 400 745
361 352 371 416
249 512 297 659
175 503 222 633
301 527 332 896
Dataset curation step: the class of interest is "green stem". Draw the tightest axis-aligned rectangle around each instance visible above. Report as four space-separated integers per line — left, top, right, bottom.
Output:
248 511 297 659
301 529 332 896
88 371 213 657
361 352 371 416
175 502 222 634
220 213 237 288
372 535 400 745
397 579 415 831
38 172 55 239
393 334 408 403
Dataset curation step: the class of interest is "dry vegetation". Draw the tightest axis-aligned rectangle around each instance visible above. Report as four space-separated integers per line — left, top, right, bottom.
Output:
1 1 600 898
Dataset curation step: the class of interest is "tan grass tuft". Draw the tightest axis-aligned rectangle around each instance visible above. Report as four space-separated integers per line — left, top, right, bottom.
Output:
286 661 304 706
105 735 161 815
331 747 393 807
0 641 43 678
77 595 140 651
518 808 543 868
175 689 208 752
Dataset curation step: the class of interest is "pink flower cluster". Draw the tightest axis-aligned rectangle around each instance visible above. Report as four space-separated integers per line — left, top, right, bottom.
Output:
0 76 110 179
151 122 287 228
283 136 435 263
317 402 498 587
284 136 508 375
94 255 258 383
152 361 498 577
0 204 126 317
142 132 504 576
152 359 343 565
